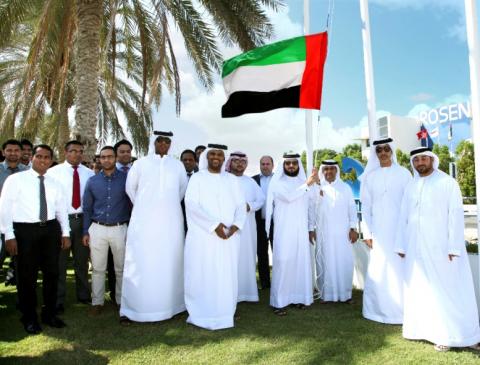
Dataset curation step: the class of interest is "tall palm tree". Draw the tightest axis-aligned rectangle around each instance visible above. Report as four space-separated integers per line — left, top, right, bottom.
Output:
0 0 283 158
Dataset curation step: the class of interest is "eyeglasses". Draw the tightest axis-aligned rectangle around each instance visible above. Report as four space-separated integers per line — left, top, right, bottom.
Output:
375 146 391 153
284 161 298 166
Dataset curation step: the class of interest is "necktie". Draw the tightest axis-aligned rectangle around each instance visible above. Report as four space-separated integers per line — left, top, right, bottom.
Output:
38 176 48 223
122 166 129 173
72 165 81 209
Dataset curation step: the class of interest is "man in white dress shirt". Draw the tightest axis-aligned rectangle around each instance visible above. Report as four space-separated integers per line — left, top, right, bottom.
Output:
47 140 94 312
0 144 71 334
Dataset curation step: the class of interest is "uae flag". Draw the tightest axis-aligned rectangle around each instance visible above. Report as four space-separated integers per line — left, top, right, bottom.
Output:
221 32 328 118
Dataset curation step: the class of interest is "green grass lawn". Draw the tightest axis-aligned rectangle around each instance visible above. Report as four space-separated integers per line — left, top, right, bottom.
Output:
0 270 479 364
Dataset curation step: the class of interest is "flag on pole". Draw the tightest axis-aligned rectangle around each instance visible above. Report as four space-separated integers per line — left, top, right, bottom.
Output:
429 126 439 138
221 32 328 118
416 124 434 148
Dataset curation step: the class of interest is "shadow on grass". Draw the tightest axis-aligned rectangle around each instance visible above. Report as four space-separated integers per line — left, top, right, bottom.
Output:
0 269 400 364
0 346 108 364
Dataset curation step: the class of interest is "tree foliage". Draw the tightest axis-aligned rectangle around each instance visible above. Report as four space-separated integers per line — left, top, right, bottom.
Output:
456 140 475 197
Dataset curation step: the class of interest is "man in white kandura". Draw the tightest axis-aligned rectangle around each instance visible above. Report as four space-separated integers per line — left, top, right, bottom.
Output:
395 147 480 352
313 160 358 303
266 153 317 316
360 137 411 323
120 131 188 323
184 144 246 330
226 151 265 302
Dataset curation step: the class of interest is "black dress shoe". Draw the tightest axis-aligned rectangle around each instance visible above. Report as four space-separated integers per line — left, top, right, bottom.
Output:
56 304 65 315
23 321 42 335
42 316 66 328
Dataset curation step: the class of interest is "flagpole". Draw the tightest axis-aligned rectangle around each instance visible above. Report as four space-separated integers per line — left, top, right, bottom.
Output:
360 0 377 144
304 0 313 174
464 0 480 314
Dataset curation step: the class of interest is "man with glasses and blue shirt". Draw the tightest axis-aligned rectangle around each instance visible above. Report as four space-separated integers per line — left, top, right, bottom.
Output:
82 146 131 316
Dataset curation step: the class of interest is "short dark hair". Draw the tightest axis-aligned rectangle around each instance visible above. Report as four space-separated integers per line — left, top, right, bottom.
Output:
100 146 115 155
181 149 196 160
20 139 33 149
113 139 133 153
33 144 53 158
194 145 206 153
2 139 23 150
65 140 83 151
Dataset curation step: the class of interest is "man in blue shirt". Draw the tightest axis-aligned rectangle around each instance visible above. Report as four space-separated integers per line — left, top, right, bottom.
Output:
82 146 131 315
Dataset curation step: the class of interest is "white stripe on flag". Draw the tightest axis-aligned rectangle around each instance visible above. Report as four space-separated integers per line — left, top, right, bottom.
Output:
222 61 306 97
430 127 439 137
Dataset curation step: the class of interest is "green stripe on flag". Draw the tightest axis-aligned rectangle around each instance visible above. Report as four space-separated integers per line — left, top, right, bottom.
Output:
222 35 307 78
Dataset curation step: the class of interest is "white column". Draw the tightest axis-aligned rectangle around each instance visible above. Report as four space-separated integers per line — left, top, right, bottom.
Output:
360 0 377 143
464 0 480 315
304 0 313 174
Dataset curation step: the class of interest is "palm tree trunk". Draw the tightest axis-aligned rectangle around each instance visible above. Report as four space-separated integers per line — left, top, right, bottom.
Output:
57 104 70 162
73 0 101 161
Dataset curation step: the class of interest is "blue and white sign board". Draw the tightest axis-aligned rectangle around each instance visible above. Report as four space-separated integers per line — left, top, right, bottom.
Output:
418 102 472 149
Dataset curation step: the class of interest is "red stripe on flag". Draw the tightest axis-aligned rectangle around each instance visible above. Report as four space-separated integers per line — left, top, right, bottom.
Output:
299 32 328 109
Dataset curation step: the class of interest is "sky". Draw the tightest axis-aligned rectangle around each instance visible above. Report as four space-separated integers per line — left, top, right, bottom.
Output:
150 0 474 174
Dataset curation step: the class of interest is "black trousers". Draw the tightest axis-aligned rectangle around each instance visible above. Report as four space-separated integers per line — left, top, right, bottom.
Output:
14 220 61 323
256 218 273 288
57 215 90 305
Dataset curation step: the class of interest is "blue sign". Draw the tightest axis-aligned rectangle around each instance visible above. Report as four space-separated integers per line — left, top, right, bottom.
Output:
341 157 364 199
418 102 471 150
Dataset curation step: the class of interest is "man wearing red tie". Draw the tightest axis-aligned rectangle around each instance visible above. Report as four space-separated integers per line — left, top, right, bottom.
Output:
47 141 94 313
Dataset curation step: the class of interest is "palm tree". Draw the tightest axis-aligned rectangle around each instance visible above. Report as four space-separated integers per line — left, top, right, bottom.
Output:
0 0 283 158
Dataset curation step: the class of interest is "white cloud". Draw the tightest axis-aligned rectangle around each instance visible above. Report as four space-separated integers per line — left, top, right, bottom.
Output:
410 92 435 102
406 93 470 118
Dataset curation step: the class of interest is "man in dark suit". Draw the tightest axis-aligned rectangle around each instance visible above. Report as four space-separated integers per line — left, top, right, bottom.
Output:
252 156 274 289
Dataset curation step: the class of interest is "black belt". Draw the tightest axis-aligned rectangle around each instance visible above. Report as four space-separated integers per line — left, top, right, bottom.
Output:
92 220 128 227
14 219 56 227
69 213 83 219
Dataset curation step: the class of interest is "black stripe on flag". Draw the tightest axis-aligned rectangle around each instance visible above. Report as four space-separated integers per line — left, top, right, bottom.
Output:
221 86 301 118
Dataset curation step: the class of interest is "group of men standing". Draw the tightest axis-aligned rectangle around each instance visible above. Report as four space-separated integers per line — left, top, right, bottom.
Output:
0 132 479 353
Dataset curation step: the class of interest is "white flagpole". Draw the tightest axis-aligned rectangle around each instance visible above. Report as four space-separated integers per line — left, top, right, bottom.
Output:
360 0 378 143
304 0 313 174
464 0 480 314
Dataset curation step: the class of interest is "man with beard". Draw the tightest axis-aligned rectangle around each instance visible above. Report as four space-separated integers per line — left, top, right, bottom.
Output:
265 153 318 316
226 152 265 302
82 146 131 316
121 131 188 323
252 156 274 290
313 160 358 303
395 147 480 352
0 139 28 285
184 144 246 330
20 139 33 168
181 149 198 178
360 137 411 323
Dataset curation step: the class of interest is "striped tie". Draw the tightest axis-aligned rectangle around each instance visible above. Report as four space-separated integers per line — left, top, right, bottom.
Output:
38 175 48 223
